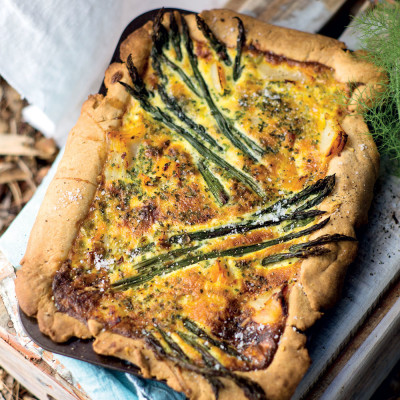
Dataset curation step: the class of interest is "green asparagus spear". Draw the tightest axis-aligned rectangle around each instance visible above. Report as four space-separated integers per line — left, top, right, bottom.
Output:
233 17 245 81
197 160 229 206
196 15 232 66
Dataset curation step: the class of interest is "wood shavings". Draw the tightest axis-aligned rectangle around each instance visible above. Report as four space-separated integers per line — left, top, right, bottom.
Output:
0 76 58 234
0 366 37 400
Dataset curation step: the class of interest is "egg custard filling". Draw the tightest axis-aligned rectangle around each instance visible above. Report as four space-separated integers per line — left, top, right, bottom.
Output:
53 12 354 386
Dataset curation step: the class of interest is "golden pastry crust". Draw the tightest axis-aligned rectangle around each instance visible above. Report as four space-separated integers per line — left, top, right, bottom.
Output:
15 9 380 400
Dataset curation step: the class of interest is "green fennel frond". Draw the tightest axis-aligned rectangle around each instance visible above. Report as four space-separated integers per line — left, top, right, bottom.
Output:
352 2 400 175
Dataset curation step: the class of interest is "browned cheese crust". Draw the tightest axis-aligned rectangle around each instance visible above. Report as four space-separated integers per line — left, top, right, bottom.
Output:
15 9 380 400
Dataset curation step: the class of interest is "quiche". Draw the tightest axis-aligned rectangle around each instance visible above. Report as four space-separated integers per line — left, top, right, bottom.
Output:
16 9 380 400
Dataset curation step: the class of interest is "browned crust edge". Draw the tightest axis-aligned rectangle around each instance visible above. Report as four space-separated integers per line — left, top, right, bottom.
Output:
15 9 380 400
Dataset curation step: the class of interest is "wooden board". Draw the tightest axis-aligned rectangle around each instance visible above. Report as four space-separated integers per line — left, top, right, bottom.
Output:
0 337 87 400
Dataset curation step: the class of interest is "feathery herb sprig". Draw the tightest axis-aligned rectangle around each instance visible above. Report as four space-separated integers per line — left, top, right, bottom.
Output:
352 2 400 175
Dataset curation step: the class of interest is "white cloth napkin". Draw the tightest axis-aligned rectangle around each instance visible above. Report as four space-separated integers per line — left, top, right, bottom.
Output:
0 0 225 144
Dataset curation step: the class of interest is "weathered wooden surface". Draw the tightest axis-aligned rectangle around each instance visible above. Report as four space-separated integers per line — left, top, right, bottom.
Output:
307 275 400 399
0 252 89 400
0 337 86 400
319 289 400 400
338 0 372 49
223 0 350 32
0 78 58 236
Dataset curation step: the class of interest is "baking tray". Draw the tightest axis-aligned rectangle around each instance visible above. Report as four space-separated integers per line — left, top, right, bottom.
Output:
19 308 141 374
19 7 190 377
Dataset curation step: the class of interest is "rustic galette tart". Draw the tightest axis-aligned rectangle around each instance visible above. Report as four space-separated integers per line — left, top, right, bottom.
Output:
16 8 380 400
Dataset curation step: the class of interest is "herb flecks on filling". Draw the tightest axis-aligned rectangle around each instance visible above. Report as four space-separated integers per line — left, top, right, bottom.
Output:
53 10 352 399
